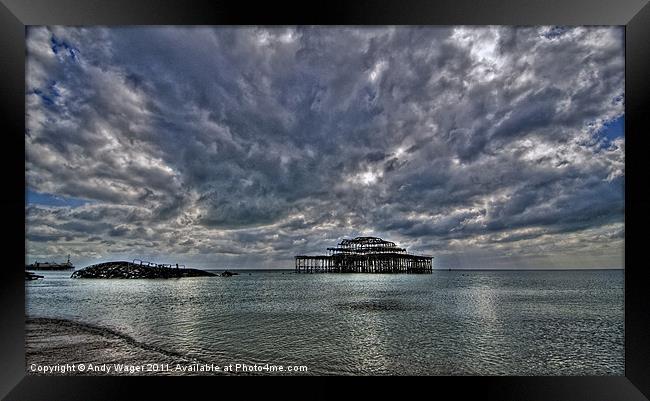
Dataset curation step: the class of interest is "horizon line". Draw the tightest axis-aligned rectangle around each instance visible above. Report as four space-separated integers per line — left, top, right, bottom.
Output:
196 267 624 271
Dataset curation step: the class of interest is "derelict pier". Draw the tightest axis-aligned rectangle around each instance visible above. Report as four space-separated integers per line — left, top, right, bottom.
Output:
295 236 433 274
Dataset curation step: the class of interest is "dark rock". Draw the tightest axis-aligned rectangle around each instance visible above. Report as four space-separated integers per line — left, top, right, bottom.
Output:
25 271 44 280
71 261 216 279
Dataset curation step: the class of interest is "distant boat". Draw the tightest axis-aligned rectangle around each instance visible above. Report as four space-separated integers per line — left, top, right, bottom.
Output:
25 271 44 280
26 254 75 270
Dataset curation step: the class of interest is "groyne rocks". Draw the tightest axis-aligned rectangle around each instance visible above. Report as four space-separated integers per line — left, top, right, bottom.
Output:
71 261 216 279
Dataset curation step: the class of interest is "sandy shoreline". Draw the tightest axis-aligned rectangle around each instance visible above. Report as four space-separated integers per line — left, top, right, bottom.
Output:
26 317 224 375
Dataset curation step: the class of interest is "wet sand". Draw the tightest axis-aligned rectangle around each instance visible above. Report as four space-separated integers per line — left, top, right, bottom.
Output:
26 317 217 375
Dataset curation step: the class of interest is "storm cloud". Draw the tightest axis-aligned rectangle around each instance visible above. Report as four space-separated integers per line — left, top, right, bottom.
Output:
26 26 624 269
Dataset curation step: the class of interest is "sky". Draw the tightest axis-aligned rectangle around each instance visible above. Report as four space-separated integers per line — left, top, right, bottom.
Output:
25 26 625 269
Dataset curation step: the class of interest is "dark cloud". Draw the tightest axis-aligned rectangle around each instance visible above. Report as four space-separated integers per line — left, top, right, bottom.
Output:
25 26 624 269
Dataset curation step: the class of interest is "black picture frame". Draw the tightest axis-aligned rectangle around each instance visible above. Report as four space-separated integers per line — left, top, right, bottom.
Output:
1 0 648 399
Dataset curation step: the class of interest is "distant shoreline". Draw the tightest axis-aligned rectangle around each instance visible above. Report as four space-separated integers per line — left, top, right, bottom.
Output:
207 267 623 271
433 268 624 271
204 268 624 272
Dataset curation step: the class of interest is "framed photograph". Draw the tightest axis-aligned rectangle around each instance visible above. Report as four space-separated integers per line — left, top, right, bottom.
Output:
2 0 649 399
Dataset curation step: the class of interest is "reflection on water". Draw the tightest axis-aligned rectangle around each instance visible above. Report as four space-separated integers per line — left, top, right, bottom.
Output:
26 269 624 375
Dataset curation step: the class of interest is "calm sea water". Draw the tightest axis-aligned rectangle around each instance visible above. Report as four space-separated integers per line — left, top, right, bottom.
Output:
26 269 624 375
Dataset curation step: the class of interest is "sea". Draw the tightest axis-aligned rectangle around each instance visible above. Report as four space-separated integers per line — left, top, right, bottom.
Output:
25 269 624 375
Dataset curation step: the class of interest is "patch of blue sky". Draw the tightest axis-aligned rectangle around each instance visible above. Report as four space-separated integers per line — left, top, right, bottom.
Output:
48 80 61 96
541 26 570 39
30 80 61 107
598 115 624 149
26 189 91 208
581 115 624 151
31 88 55 106
50 35 79 61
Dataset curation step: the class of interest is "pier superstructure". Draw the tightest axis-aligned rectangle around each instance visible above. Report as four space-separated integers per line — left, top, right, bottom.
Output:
295 236 432 273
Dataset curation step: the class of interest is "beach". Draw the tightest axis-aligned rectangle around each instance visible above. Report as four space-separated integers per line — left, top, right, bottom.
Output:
26 317 209 375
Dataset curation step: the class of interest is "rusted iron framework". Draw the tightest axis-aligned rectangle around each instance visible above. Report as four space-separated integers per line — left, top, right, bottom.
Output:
295 236 433 274
132 259 185 269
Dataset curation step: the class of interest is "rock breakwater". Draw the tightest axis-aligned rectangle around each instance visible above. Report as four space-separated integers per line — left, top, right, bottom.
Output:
71 261 216 279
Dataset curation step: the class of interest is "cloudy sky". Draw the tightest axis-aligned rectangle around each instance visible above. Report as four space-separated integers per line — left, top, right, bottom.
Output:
25 26 624 269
